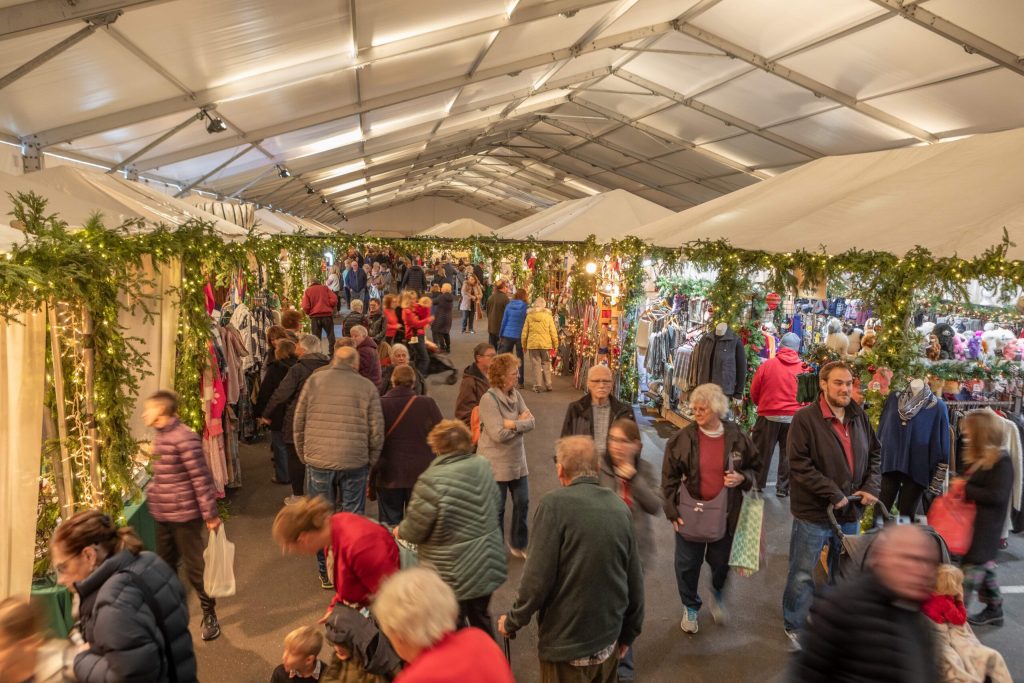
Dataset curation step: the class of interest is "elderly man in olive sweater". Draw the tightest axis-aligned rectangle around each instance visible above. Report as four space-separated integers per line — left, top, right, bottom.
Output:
498 436 644 682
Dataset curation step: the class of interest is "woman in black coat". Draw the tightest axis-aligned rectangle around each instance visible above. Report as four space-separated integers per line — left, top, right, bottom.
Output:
959 409 1014 626
431 283 455 352
51 510 196 683
373 365 443 525
255 339 298 485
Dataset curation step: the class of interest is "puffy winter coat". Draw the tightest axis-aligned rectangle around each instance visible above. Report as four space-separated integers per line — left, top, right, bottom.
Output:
74 550 196 683
254 356 297 431
499 299 528 339
146 419 219 524
398 452 508 601
430 292 454 334
964 452 1013 564
749 346 805 417
521 307 558 350
264 353 330 443
454 363 489 426
294 363 385 471
376 386 443 489
356 336 383 390
342 312 369 336
400 265 427 295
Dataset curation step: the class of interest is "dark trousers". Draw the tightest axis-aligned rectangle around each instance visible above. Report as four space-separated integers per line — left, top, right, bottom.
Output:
458 593 495 638
880 471 926 520
156 519 215 614
497 476 529 551
310 315 335 352
270 430 290 483
540 655 618 683
751 417 790 492
489 332 500 349
286 443 305 496
497 337 524 385
461 304 476 332
431 326 450 352
413 337 429 375
673 533 732 611
376 487 412 526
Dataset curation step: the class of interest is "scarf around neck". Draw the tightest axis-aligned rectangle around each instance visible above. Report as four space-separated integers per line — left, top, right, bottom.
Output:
898 384 936 423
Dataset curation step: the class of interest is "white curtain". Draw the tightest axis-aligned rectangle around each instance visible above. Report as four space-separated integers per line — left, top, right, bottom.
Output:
122 256 181 441
0 309 46 599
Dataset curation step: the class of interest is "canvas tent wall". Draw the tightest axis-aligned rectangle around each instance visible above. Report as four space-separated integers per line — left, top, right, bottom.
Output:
494 189 673 242
418 218 495 238
634 127 1024 260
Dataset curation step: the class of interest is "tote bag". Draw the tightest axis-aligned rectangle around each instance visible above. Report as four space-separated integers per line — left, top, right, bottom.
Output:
729 494 766 576
928 482 976 556
203 526 236 598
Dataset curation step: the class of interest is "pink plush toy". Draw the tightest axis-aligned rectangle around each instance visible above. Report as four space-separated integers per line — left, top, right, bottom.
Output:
952 333 966 360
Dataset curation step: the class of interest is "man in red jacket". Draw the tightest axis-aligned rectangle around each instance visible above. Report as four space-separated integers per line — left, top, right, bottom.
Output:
749 332 805 497
302 278 338 353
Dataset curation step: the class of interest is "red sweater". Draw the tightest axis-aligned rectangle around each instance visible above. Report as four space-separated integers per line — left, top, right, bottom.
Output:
403 306 429 337
328 513 399 609
302 284 338 317
383 309 401 338
697 431 726 500
749 347 805 417
395 628 514 683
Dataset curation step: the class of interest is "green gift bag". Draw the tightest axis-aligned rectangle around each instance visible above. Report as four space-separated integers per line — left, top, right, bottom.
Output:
729 494 765 577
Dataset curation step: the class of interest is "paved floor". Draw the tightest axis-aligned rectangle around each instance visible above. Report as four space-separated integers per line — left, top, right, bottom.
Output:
192 329 1024 682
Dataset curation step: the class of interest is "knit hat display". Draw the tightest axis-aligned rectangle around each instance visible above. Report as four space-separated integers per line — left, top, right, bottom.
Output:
781 333 801 350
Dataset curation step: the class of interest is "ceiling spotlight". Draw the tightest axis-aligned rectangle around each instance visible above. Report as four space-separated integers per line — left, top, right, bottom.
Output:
320 197 328 205
306 186 315 194
277 166 290 178
202 110 227 134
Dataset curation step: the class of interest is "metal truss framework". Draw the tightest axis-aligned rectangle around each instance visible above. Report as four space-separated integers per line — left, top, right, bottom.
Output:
6 0 1024 227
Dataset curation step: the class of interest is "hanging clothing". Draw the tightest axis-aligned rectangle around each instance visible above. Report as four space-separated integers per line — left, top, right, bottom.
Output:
878 390 949 488
228 302 257 374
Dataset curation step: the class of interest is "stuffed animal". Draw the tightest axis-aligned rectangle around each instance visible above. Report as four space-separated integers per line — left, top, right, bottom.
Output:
1003 338 1021 362
846 327 864 355
926 334 942 361
932 323 956 360
859 330 877 356
953 333 966 361
967 332 983 360
825 317 849 355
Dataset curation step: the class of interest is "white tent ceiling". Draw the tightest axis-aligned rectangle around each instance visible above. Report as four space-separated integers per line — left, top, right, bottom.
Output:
3 0 1024 233
418 218 496 239
634 126 1024 259
495 188 672 241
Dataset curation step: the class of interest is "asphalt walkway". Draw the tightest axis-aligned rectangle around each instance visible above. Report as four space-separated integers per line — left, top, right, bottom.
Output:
191 328 1024 682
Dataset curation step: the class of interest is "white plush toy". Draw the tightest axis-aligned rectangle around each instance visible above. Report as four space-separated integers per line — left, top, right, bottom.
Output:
825 317 849 355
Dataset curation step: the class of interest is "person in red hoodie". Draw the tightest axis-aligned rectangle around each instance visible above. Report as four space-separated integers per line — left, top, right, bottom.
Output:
272 498 399 622
400 291 432 375
302 278 339 352
373 567 514 683
749 332 806 497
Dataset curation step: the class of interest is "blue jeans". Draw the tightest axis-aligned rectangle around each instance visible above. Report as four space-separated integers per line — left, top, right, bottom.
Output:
498 337 524 385
674 533 732 611
618 646 635 682
782 516 860 633
270 431 290 483
306 465 369 579
497 476 529 551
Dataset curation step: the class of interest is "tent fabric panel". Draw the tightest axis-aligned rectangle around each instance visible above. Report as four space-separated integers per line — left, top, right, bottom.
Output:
596 0 702 40
622 33 750 97
700 133 813 169
355 0 505 50
769 107 913 156
697 69 835 129
359 34 493 101
924 0 1024 55
214 72 359 133
637 103 740 146
153 145 265 186
573 89 670 122
476 4 613 72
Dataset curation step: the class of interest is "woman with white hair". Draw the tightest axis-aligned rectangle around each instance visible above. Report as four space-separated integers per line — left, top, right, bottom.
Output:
660 383 760 635
373 568 513 683
379 343 426 396
521 296 558 393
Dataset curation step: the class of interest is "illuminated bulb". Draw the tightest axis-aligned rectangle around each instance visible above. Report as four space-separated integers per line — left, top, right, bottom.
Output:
585 262 597 274
642 258 652 267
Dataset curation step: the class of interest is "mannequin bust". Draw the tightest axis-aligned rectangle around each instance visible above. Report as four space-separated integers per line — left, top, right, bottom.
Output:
909 378 925 395
715 322 728 336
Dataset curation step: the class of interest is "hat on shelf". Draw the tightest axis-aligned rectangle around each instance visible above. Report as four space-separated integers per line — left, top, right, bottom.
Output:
781 333 801 350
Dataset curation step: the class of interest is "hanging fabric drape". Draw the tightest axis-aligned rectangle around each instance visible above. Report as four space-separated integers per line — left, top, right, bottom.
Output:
0 309 46 599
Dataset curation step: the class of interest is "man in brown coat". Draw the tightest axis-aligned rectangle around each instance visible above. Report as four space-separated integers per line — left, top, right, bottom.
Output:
454 343 495 427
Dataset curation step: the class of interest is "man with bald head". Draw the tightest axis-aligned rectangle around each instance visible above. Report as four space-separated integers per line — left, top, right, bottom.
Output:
792 524 942 682
293 344 384 587
561 365 635 459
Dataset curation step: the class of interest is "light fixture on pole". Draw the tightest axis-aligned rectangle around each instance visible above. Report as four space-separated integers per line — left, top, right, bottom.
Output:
277 166 290 178
202 110 227 134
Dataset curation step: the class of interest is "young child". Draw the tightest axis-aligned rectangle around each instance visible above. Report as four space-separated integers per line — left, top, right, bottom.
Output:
922 564 1011 683
271 626 326 683
143 390 222 641
0 598 63 682
321 605 402 683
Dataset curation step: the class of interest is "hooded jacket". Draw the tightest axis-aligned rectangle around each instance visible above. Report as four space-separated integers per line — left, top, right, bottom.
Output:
749 347 805 417
264 353 330 444
499 300 528 339
398 451 508 600
521 307 558 350
294 363 385 472
454 363 489 426
324 604 402 681
146 418 219 524
74 551 196 683
356 336 383 390
696 327 748 399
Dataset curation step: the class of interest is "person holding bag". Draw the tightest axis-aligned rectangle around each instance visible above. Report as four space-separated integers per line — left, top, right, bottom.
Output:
660 383 759 635
958 409 1014 627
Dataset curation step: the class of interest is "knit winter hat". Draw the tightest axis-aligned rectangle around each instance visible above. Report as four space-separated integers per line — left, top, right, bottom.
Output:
781 333 801 350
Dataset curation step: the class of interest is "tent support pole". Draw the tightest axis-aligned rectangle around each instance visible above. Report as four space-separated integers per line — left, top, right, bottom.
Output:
47 302 76 517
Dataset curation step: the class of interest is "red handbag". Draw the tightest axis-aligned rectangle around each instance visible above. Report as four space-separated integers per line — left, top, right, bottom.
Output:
927 480 976 556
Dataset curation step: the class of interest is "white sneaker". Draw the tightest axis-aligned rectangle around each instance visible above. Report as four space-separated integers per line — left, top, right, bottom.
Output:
283 495 303 506
680 608 699 634
708 591 726 625
785 630 801 653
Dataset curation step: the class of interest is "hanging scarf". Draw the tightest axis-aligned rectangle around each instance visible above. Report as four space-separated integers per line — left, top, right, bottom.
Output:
898 384 937 423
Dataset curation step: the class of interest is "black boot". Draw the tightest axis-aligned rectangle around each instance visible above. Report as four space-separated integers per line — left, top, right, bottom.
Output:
967 605 1003 627
201 610 221 641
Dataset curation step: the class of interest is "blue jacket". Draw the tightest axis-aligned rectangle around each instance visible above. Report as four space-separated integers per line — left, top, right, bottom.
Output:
345 267 367 292
877 392 949 488
499 300 529 339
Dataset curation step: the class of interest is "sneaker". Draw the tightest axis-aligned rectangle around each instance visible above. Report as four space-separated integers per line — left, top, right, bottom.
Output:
967 606 1004 627
679 607 699 634
708 590 726 625
201 612 221 641
776 489 790 498
320 575 335 590
784 630 801 653
532 386 543 393
509 547 528 560
283 495 303 506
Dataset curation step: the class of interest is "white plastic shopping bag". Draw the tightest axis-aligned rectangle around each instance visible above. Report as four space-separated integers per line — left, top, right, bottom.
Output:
203 525 236 598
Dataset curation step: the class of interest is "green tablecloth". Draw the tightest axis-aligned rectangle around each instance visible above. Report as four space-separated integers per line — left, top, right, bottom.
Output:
124 495 157 552
31 578 73 638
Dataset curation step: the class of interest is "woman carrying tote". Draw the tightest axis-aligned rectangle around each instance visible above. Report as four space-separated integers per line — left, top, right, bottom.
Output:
959 409 1014 627
477 353 535 558
660 383 759 635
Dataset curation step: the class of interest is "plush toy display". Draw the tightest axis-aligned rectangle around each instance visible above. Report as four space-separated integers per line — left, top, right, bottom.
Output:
952 333 966 361
926 334 942 361
932 323 956 360
825 317 849 355
859 330 877 356
967 332 983 360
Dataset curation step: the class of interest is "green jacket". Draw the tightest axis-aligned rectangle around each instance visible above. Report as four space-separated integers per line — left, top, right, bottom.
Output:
505 477 644 662
397 452 507 601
